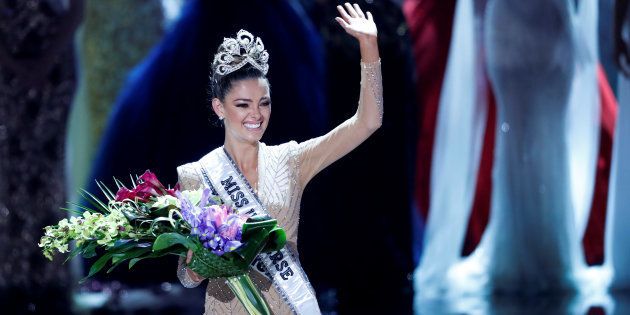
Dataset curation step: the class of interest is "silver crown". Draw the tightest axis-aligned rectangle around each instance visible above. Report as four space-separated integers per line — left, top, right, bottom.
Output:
212 30 269 76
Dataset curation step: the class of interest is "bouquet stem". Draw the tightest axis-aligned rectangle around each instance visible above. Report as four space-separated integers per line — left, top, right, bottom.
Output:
226 274 271 315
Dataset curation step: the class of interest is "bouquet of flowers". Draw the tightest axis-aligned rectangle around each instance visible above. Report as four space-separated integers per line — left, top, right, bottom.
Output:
39 171 285 315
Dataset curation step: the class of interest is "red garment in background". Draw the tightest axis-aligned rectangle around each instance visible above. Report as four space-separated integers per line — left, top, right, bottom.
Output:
462 79 496 256
582 64 618 265
462 0 496 255
404 0 495 256
403 0 457 222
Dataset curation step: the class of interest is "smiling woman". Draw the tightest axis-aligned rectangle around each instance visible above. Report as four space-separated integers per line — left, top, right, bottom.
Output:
174 3 383 314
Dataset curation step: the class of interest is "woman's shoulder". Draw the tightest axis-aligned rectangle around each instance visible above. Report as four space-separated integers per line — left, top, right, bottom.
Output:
177 147 223 189
177 146 224 173
261 140 299 155
176 161 198 177
176 162 203 190
260 141 301 174
260 141 302 166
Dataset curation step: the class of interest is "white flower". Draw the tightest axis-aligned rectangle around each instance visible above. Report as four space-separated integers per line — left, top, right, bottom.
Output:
180 188 204 205
151 195 180 209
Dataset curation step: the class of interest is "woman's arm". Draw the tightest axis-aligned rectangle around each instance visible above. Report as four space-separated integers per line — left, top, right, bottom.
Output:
297 3 383 186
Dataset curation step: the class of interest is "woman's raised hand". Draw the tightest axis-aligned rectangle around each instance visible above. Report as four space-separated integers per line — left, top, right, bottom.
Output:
335 3 377 43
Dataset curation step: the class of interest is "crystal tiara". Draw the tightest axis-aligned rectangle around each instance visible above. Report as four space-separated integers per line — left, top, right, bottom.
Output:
212 29 269 77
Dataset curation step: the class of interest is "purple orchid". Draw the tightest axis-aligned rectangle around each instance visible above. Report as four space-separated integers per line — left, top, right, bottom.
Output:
177 190 248 255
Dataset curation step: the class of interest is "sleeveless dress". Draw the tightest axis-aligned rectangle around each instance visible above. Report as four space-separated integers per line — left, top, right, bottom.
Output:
175 59 383 314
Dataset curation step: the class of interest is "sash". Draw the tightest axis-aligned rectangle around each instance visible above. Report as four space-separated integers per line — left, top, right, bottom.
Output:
197 147 321 315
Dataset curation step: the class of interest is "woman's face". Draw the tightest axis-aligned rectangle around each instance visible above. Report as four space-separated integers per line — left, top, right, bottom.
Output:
213 77 271 145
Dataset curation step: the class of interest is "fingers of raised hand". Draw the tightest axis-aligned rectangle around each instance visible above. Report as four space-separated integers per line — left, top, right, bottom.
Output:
336 3 376 36
353 3 365 19
335 17 350 29
337 5 352 22
344 3 359 18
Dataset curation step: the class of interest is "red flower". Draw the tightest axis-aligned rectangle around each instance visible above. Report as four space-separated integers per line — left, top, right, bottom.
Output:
115 187 137 202
114 170 178 202
166 183 181 197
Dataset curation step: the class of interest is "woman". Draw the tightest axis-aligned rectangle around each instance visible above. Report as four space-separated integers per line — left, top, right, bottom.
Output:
175 3 382 314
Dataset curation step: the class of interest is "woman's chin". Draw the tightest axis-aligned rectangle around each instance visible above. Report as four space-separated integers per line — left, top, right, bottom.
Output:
244 128 265 141
243 133 265 144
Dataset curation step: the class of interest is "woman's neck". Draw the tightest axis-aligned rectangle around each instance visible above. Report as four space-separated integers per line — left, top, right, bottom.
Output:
223 139 259 173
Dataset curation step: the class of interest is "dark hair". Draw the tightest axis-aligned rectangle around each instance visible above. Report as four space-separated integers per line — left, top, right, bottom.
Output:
210 64 268 101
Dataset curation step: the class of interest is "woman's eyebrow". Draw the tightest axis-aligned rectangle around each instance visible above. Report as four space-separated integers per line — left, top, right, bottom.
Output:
233 98 253 102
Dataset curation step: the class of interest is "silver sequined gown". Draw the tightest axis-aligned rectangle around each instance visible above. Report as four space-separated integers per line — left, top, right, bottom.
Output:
176 60 383 315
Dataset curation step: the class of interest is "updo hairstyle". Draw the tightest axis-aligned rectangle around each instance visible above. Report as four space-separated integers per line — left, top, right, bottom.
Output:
209 29 270 102
209 64 267 102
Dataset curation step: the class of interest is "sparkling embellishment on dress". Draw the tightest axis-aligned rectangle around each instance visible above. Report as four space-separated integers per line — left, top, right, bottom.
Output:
361 59 384 120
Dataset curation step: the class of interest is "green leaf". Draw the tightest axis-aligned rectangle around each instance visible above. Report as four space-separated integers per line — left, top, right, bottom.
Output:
96 180 116 202
109 239 151 253
81 188 108 210
235 227 271 266
82 242 99 258
121 209 148 223
113 177 126 190
151 206 171 218
241 217 277 238
130 174 137 188
66 201 96 214
110 239 134 250
111 253 126 264
226 274 271 315
59 206 84 216
112 247 151 263
149 217 178 235
263 227 287 252
64 245 84 263
79 241 144 282
108 240 147 257
79 189 108 213
128 258 142 270
128 249 174 269
81 252 115 282
153 233 196 252
107 247 152 273
232 216 288 267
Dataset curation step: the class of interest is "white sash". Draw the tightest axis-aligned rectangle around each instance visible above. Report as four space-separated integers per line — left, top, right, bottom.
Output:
197 147 321 315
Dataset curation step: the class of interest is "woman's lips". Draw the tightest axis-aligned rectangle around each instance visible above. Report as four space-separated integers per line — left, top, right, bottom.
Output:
244 122 262 130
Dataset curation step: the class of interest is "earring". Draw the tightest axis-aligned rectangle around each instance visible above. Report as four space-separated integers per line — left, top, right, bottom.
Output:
219 116 224 120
